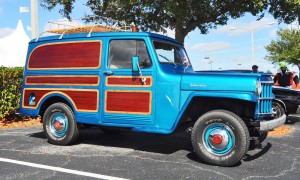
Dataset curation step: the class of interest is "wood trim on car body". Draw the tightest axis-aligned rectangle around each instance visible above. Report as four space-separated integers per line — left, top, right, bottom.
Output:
27 41 102 70
106 76 152 87
25 75 100 86
105 90 152 115
22 88 99 112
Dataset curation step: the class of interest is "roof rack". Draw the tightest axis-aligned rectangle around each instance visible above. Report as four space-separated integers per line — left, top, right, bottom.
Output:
35 16 132 42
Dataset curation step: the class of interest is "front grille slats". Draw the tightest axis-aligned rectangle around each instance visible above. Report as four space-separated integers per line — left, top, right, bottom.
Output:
257 81 273 116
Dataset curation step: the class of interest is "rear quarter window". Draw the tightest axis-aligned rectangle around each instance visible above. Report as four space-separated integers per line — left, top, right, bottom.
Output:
28 41 101 70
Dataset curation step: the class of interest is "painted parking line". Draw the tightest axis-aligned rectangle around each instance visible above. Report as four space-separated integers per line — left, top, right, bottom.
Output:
0 157 129 180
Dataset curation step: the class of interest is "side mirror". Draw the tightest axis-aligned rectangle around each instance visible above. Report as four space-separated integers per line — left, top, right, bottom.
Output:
132 56 146 85
132 56 139 72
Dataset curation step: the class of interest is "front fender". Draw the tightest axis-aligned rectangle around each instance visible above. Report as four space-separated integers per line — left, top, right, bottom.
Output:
170 91 258 131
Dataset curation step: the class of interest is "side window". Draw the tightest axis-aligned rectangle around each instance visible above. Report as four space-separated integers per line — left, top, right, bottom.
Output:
108 40 152 69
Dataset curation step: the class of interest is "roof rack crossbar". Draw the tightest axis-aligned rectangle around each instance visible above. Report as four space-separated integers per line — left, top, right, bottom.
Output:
40 17 132 39
59 29 69 39
35 32 48 42
87 23 97 37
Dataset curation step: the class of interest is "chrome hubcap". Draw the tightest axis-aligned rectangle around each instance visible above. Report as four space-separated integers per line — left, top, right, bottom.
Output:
208 129 229 150
53 117 66 132
203 123 235 156
49 113 68 138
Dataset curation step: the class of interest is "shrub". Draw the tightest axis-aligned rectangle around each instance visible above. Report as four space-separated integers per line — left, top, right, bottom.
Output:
0 66 24 118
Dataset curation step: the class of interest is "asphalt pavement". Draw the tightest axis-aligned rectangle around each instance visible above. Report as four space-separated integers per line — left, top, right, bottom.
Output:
1 116 300 180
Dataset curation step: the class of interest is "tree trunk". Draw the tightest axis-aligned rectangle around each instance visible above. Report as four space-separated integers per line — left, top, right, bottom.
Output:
175 25 188 44
175 30 185 44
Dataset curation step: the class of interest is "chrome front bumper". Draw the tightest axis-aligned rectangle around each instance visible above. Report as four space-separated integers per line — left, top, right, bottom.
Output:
260 114 286 131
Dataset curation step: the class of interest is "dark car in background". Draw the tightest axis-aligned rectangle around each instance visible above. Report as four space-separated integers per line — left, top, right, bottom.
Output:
272 86 300 118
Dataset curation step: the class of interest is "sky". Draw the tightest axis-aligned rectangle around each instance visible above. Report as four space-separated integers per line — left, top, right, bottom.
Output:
0 0 299 73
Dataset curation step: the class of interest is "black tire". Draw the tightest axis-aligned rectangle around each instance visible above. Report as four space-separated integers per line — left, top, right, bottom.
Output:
43 102 79 145
191 110 250 166
272 101 285 118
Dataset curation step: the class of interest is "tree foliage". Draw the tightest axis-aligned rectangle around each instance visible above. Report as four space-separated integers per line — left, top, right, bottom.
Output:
267 0 300 24
265 28 300 70
41 0 75 19
41 1 300 43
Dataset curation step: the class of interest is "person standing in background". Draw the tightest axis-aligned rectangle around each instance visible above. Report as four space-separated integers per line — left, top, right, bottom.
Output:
252 65 258 73
274 61 299 88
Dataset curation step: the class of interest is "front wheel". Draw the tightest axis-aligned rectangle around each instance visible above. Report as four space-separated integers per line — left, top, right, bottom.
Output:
43 103 79 145
191 110 250 166
272 101 285 118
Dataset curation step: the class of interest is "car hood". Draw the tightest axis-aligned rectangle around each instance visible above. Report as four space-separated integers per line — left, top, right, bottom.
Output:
181 71 260 92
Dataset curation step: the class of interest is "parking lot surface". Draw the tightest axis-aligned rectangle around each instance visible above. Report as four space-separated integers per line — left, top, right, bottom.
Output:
1 117 300 180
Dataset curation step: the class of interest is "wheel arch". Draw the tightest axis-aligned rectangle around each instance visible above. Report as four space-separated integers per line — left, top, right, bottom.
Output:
175 94 256 131
38 94 75 119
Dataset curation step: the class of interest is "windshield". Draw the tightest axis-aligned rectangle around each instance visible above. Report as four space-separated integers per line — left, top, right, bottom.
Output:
153 41 191 66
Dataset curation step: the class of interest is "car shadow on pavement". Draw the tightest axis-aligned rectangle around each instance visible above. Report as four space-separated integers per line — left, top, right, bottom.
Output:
186 152 213 166
79 128 193 154
28 127 274 166
28 131 46 139
29 127 194 155
243 143 272 162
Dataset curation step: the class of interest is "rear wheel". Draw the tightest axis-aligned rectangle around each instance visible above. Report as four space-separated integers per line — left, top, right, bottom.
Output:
191 110 249 166
43 102 79 145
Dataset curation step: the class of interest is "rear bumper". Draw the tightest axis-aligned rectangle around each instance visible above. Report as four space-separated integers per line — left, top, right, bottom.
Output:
260 114 286 131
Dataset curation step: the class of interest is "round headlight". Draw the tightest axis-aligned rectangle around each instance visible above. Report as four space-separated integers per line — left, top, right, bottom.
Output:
256 81 262 96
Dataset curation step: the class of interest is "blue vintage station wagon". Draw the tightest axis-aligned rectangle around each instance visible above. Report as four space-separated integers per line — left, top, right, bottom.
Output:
20 25 286 166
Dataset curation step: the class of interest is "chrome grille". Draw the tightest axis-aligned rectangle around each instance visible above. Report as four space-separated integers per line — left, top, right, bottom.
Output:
257 81 273 116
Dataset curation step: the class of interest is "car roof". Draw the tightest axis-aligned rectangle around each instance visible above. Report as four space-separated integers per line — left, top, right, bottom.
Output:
30 32 181 45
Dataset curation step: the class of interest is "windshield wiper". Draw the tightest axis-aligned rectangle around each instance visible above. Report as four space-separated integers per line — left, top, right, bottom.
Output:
158 54 176 65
